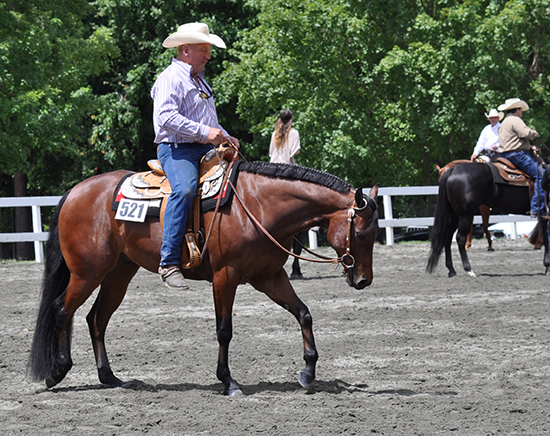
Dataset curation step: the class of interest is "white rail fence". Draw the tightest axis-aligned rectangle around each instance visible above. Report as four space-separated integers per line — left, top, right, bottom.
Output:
0 187 535 262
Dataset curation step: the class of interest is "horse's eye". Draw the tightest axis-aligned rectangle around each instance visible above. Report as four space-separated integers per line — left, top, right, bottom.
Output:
355 232 365 240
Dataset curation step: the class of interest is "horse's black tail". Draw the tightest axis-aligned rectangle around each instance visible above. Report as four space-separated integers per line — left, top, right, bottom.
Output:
427 171 456 273
28 190 72 382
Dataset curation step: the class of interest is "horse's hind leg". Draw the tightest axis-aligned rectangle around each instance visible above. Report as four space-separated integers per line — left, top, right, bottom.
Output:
480 205 493 251
45 274 103 388
250 269 318 390
86 257 140 387
456 216 475 276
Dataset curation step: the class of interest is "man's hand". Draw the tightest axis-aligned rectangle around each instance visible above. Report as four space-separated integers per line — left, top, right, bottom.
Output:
226 136 240 149
206 127 227 146
206 129 240 149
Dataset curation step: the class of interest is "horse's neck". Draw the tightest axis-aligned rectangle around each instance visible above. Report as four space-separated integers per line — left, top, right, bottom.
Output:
237 173 352 233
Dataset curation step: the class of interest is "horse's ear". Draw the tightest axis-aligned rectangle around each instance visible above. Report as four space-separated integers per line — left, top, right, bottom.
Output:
355 188 365 208
368 184 379 200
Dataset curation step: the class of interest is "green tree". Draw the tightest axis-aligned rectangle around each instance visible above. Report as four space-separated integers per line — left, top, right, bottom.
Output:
218 0 550 188
0 0 116 258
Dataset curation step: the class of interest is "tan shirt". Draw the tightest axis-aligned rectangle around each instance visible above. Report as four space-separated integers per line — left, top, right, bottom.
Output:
498 114 538 153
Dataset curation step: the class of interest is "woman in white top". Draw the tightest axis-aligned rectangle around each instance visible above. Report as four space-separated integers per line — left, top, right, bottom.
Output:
269 109 300 164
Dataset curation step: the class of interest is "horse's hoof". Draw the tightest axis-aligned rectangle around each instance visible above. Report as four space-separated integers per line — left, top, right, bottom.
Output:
298 369 315 390
224 386 242 396
45 377 59 389
448 271 457 278
98 368 124 388
467 270 476 277
101 376 124 388
487 248 494 252
290 273 304 280
223 380 242 396
227 388 243 397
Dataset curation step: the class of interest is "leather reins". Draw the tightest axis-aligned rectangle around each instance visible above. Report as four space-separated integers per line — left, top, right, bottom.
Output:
226 173 374 274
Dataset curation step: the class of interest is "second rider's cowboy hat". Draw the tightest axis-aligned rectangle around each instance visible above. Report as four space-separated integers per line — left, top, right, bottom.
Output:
485 108 504 121
162 23 226 49
497 98 530 112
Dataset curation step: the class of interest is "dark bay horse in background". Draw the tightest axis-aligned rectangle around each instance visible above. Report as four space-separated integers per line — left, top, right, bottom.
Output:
29 163 380 395
436 159 544 251
427 162 548 277
435 160 493 251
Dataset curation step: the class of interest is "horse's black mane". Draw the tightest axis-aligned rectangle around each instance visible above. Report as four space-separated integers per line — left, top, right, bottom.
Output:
239 162 352 193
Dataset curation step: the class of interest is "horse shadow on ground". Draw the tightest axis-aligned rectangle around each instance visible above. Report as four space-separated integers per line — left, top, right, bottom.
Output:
47 378 458 397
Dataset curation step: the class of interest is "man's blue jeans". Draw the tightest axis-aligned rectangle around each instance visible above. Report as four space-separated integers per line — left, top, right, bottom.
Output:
157 142 213 266
500 150 545 214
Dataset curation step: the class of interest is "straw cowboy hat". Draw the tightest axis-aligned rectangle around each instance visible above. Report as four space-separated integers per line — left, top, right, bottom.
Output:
484 108 504 121
497 98 530 112
162 23 226 49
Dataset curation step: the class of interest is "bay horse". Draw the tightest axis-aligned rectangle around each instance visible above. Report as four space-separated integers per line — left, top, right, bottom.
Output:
427 161 548 277
29 162 380 395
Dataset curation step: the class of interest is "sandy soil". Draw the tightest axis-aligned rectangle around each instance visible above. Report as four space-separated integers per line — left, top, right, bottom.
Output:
1 237 550 435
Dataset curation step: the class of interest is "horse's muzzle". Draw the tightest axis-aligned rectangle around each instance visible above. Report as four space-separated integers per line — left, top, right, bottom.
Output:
346 269 372 289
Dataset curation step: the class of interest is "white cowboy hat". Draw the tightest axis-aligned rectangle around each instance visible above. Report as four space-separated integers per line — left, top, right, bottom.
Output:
162 23 226 49
484 108 504 121
497 98 529 112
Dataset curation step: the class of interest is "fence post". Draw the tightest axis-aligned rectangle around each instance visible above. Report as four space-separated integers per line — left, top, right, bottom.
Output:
31 205 44 262
308 227 318 250
383 194 395 245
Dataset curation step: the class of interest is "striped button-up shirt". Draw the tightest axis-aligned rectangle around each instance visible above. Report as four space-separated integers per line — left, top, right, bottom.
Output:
151 58 227 144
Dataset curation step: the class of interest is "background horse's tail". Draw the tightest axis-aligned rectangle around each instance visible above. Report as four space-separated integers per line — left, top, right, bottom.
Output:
426 171 455 273
529 220 545 249
28 190 72 382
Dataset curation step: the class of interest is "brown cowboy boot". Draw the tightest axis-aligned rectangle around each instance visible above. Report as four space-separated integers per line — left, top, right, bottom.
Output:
158 265 189 290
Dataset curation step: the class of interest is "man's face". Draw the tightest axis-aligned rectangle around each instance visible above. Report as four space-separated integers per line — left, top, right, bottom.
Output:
517 108 523 118
488 116 500 126
185 43 211 75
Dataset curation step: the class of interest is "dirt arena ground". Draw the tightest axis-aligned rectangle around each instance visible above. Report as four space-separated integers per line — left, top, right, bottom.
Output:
1 237 550 435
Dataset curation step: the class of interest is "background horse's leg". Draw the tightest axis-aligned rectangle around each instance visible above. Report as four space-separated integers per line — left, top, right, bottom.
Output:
466 224 473 251
212 269 241 396
443 215 459 278
250 269 318 391
480 205 493 251
86 257 140 387
541 217 549 275
456 216 475 277
290 231 307 279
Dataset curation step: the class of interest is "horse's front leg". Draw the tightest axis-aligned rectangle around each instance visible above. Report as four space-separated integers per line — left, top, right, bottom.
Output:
456 216 475 277
212 270 241 396
250 270 318 391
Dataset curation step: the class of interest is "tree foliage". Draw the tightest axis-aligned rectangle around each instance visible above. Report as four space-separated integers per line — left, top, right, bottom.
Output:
219 0 550 187
0 0 117 194
2 0 550 196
